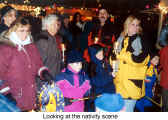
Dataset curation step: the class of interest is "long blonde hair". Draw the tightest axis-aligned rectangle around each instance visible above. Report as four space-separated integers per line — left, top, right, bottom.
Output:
121 15 142 37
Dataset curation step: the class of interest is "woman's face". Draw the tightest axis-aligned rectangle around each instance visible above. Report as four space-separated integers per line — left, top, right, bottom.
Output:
96 50 104 60
76 14 81 22
3 10 16 27
128 19 140 36
15 25 30 41
69 62 82 72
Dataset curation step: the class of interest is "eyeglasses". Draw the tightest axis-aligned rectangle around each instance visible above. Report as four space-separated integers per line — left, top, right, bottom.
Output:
16 29 30 33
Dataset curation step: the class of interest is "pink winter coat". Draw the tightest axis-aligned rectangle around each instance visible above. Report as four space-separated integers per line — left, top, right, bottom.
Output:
55 66 91 112
0 35 43 111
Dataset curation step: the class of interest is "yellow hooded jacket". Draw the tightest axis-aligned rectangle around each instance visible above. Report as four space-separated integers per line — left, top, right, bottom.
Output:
114 37 150 100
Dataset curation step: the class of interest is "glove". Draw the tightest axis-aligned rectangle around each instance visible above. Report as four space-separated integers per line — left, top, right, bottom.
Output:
5 93 17 105
64 97 74 106
41 70 54 85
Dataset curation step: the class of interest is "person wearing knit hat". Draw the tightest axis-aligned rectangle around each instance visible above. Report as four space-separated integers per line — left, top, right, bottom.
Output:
55 50 91 112
66 49 84 64
0 5 17 34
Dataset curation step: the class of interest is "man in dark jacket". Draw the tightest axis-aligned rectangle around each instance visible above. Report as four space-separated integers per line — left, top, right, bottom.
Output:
88 8 117 59
90 8 117 46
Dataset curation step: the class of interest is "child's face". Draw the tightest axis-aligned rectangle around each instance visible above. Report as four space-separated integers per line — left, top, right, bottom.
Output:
96 50 104 60
151 56 159 66
69 62 82 72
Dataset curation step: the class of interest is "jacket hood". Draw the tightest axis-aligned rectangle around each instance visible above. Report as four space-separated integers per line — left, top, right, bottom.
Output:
88 44 104 64
0 31 16 47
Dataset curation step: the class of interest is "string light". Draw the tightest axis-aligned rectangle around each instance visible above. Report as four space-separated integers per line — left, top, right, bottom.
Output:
159 4 168 14
24 0 30 4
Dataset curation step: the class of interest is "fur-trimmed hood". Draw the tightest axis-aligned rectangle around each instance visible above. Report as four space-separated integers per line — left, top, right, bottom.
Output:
0 31 16 47
0 31 33 48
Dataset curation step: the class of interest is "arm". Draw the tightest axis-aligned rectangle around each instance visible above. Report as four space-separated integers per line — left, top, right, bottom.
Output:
0 46 13 95
35 37 49 64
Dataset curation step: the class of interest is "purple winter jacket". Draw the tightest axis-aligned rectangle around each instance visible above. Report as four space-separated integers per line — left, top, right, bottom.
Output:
0 35 43 111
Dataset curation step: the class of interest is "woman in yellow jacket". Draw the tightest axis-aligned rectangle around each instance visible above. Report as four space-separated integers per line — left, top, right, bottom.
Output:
114 15 150 112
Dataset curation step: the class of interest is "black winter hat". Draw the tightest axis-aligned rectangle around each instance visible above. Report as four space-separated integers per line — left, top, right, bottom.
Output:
66 50 84 64
0 6 16 20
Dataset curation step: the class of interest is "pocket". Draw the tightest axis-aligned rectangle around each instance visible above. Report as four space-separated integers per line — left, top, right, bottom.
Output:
125 79 144 99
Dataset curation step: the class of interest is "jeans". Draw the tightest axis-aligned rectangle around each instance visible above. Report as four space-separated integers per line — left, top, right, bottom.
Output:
124 99 137 112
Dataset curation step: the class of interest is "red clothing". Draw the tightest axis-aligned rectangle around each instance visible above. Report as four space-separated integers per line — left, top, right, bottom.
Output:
160 46 168 89
0 43 43 111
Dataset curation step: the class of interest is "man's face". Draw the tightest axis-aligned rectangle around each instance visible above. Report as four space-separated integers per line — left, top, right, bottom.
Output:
98 9 109 24
47 20 60 36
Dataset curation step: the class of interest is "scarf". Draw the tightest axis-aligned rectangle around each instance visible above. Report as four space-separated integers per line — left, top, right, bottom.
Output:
9 32 32 51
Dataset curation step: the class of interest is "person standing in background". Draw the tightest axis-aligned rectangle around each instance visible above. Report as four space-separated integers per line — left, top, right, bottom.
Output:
89 8 117 58
0 5 17 34
35 14 62 78
69 12 85 51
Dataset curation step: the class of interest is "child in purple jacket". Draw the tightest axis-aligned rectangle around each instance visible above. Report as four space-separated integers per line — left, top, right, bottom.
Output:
55 50 91 112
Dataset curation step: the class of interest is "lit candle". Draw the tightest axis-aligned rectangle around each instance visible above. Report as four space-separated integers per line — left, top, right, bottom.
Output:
94 37 99 44
114 42 119 50
112 60 117 69
61 44 66 62
114 42 120 54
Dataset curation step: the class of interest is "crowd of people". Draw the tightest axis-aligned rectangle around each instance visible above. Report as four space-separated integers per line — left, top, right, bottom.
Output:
0 5 167 112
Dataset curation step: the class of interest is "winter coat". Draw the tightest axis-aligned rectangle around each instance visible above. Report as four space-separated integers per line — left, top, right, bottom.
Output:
88 47 115 95
136 63 158 111
115 35 150 100
160 46 168 90
35 31 62 77
89 18 116 47
0 32 43 111
55 66 91 112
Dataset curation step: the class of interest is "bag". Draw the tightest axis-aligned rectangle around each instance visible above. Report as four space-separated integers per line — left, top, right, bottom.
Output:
39 82 65 112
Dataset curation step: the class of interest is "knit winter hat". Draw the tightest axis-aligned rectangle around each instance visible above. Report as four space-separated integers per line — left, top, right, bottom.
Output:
66 50 84 63
0 6 16 21
95 93 125 112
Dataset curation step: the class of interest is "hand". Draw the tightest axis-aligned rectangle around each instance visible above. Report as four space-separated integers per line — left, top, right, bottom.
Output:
64 97 74 106
5 93 17 104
